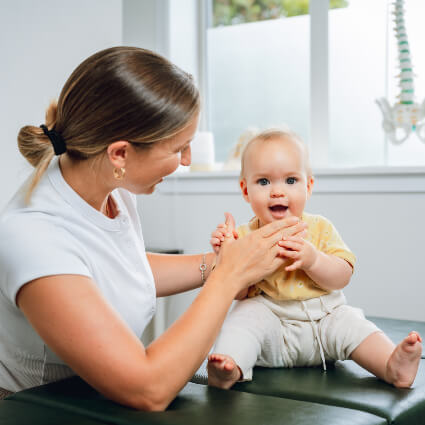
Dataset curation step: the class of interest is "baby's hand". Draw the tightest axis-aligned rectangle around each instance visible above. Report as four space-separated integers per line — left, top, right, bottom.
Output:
210 212 238 254
210 223 227 254
279 234 318 272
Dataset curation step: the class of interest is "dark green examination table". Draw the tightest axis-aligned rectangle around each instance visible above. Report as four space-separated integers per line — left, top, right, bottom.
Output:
2 317 425 425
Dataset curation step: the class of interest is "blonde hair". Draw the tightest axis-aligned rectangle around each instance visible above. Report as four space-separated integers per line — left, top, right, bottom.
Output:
18 46 200 202
240 127 312 178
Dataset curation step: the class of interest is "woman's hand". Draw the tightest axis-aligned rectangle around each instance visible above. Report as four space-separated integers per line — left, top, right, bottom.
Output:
213 213 307 295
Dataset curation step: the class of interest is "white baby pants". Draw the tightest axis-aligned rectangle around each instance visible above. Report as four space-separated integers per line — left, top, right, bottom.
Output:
213 291 380 380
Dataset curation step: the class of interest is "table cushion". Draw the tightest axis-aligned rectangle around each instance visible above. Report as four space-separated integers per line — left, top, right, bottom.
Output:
3 316 424 424
8 376 386 425
191 316 425 425
232 360 425 425
0 399 107 425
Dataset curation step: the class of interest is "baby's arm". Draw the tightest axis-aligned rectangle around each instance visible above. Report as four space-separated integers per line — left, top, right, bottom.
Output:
279 237 352 291
210 213 247 300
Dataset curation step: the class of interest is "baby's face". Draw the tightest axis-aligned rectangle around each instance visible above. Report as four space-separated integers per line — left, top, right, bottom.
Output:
240 138 313 227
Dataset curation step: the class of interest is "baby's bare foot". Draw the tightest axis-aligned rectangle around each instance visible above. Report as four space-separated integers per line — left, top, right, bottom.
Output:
207 353 242 389
386 331 422 388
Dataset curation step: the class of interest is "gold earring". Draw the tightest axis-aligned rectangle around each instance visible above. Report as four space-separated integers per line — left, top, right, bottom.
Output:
113 167 126 180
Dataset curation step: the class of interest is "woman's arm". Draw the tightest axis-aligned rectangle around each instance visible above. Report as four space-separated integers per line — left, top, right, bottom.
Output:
17 216 306 411
17 272 235 411
147 252 215 297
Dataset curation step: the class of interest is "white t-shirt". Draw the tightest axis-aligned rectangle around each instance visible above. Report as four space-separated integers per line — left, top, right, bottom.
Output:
0 157 156 392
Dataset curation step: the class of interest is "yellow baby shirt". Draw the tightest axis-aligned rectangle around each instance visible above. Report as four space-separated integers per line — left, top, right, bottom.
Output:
237 213 356 301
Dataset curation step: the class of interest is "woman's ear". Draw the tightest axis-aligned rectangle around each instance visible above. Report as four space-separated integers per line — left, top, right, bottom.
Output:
240 178 250 203
106 141 130 169
306 176 314 199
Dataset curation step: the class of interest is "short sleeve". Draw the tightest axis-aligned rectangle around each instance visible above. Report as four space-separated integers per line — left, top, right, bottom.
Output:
237 217 260 239
0 216 92 306
317 216 356 270
236 224 248 239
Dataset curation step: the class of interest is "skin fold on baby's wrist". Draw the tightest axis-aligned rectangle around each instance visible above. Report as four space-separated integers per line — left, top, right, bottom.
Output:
302 248 321 273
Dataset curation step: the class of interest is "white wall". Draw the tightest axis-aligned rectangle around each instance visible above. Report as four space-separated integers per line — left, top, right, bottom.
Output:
0 0 200 345
168 0 199 82
0 0 122 210
122 0 200 82
3 0 423 339
0 0 200 212
138 172 425 330
122 0 168 57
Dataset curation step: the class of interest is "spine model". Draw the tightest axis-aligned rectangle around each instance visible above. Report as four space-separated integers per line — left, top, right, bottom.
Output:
376 0 425 144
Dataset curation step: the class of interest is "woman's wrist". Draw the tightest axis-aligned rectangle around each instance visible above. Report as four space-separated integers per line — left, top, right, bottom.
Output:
205 261 243 298
198 252 216 286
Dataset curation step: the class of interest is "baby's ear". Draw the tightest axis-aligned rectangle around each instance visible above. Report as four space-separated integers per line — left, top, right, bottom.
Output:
306 176 314 199
239 178 250 203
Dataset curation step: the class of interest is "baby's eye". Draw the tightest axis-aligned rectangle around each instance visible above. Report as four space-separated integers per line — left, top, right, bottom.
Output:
286 177 297 184
257 178 270 186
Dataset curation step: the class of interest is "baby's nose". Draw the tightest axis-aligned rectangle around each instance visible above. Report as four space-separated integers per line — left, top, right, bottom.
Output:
270 187 285 198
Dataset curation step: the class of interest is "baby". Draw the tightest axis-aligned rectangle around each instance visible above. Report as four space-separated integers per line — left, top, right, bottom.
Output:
208 128 422 389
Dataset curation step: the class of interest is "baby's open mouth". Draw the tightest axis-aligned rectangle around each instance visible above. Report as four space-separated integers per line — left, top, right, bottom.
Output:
269 205 288 213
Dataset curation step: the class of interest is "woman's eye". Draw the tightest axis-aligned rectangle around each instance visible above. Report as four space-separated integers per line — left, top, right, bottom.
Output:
286 177 297 184
257 178 270 186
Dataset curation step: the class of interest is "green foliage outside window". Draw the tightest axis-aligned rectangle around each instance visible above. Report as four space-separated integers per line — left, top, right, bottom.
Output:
213 0 349 27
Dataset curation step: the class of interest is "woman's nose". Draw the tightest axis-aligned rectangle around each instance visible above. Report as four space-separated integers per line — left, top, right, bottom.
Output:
180 145 191 166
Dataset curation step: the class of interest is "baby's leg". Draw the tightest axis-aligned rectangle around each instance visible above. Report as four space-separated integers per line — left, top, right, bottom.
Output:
350 330 422 388
208 297 283 389
207 353 242 389
320 305 422 388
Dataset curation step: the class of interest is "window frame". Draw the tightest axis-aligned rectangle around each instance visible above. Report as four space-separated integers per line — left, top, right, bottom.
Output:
199 0 330 167
199 0 425 171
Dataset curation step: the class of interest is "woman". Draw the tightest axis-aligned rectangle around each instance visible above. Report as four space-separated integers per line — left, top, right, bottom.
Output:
0 47 306 410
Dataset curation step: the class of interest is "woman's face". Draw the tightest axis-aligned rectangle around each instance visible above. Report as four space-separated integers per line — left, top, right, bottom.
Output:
124 115 199 194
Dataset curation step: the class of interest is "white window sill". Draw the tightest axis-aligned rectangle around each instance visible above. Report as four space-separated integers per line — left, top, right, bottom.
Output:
157 166 425 194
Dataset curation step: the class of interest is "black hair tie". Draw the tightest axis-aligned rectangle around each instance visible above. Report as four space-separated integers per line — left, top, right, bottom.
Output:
40 124 67 155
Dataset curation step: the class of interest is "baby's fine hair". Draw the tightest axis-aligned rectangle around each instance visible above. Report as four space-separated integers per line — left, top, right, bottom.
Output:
240 127 312 178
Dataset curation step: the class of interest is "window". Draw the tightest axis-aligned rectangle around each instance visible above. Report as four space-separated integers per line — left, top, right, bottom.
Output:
385 0 425 165
205 0 425 167
207 4 311 162
212 0 314 26
329 0 386 167
329 0 425 166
